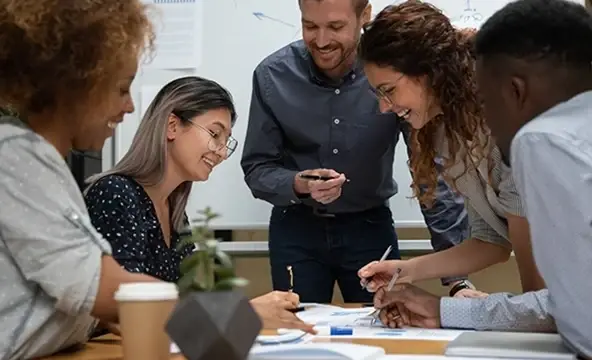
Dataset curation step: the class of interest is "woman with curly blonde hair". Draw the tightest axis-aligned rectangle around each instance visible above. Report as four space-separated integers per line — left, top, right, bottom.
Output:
357 0 544 304
0 1 155 359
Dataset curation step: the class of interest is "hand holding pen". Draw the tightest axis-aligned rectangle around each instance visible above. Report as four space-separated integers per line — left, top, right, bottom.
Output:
294 169 348 205
286 265 305 313
358 249 415 292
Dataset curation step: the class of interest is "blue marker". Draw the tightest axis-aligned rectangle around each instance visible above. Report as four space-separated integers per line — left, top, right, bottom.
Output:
315 326 354 336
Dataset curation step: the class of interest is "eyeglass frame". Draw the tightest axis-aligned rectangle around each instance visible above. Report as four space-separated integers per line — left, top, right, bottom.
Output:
367 73 405 106
172 111 238 158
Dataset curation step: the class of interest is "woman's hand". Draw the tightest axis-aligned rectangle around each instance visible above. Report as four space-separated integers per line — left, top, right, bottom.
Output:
250 291 316 334
453 288 489 298
358 259 417 292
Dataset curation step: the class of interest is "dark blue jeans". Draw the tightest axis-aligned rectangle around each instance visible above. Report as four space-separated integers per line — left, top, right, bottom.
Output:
268 205 400 303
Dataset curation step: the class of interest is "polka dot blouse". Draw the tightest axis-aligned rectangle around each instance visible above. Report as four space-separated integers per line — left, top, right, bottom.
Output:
84 174 194 283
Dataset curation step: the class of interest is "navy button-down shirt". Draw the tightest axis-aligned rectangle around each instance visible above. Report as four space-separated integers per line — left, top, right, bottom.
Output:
241 40 468 284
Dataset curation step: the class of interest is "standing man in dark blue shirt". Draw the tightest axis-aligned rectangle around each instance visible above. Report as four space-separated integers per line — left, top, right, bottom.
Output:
241 0 469 303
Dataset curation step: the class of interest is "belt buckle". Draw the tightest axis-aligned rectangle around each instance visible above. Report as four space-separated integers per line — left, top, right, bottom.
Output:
313 208 336 218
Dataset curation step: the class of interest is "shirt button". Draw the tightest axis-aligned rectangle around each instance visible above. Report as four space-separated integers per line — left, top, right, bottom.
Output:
333 148 339 154
334 118 340 124
335 89 340 95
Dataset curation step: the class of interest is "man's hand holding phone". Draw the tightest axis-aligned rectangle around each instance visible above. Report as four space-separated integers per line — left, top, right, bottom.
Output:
294 169 347 204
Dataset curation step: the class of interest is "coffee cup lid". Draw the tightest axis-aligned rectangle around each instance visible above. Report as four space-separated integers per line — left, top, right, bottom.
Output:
114 282 179 302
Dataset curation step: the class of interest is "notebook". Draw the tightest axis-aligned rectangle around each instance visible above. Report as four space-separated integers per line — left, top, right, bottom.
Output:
445 331 577 359
248 342 386 360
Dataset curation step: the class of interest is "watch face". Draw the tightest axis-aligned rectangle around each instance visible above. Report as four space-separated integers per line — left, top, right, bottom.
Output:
462 280 476 290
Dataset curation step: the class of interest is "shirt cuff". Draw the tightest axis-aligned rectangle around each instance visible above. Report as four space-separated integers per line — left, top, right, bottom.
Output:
281 170 307 205
440 296 481 329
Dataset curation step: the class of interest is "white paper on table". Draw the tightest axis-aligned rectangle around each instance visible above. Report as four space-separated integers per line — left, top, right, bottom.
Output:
296 305 378 328
249 342 386 360
141 0 203 69
293 304 468 341
379 356 504 360
315 327 466 341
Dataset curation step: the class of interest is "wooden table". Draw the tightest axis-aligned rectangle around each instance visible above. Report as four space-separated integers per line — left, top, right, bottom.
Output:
41 304 448 359
41 334 447 359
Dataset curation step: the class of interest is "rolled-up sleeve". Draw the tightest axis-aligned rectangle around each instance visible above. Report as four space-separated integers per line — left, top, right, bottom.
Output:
467 203 512 249
440 289 555 332
240 66 308 206
0 139 111 316
497 159 526 217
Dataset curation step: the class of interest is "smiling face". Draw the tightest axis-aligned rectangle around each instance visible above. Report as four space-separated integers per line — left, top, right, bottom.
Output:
364 62 443 129
72 56 137 151
167 108 233 182
300 0 370 78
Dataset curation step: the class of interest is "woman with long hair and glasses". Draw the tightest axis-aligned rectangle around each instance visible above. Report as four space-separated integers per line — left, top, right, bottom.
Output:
356 1 548 331
84 76 315 334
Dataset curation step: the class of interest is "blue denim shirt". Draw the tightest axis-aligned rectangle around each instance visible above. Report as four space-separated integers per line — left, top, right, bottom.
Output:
241 40 469 285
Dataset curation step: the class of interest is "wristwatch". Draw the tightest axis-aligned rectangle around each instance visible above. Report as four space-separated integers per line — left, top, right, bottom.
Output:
449 280 476 297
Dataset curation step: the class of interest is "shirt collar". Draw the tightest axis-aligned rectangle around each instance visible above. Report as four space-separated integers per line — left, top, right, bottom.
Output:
302 48 364 87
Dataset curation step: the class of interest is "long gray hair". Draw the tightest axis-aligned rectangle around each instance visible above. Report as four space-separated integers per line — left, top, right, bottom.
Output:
85 76 236 231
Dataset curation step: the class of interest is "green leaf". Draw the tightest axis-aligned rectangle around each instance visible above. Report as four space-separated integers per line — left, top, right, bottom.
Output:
214 264 235 280
215 249 233 269
177 267 201 295
176 206 239 293
214 277 249 291
179 252 201 274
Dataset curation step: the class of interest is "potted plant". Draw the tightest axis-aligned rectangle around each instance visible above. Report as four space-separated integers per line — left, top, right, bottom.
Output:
165 207 262 360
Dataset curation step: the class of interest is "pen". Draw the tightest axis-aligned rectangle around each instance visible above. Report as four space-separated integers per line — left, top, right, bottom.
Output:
298 174 351 182
287 265 294 292
286 265 304 313
361 245 393 290
288 306 305 313
386 267 402 292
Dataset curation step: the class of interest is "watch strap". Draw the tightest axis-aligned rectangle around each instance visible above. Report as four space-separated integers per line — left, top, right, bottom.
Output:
449 280 475 297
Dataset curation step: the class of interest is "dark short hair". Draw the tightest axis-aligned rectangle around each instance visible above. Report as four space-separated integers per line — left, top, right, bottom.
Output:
298 0 369 16
475 0 592 68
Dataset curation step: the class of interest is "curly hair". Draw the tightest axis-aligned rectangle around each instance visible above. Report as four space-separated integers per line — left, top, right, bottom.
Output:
358 0 492 207
0 0 155 115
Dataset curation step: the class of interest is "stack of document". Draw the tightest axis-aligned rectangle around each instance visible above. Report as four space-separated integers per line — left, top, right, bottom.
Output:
445 331 577 359
249 342 385 360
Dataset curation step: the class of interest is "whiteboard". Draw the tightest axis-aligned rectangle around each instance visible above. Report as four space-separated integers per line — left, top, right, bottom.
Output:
109 0 584 229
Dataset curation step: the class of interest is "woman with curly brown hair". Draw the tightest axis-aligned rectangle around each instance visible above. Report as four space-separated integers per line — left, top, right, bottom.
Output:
357 1 545 303
0 1 157 359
